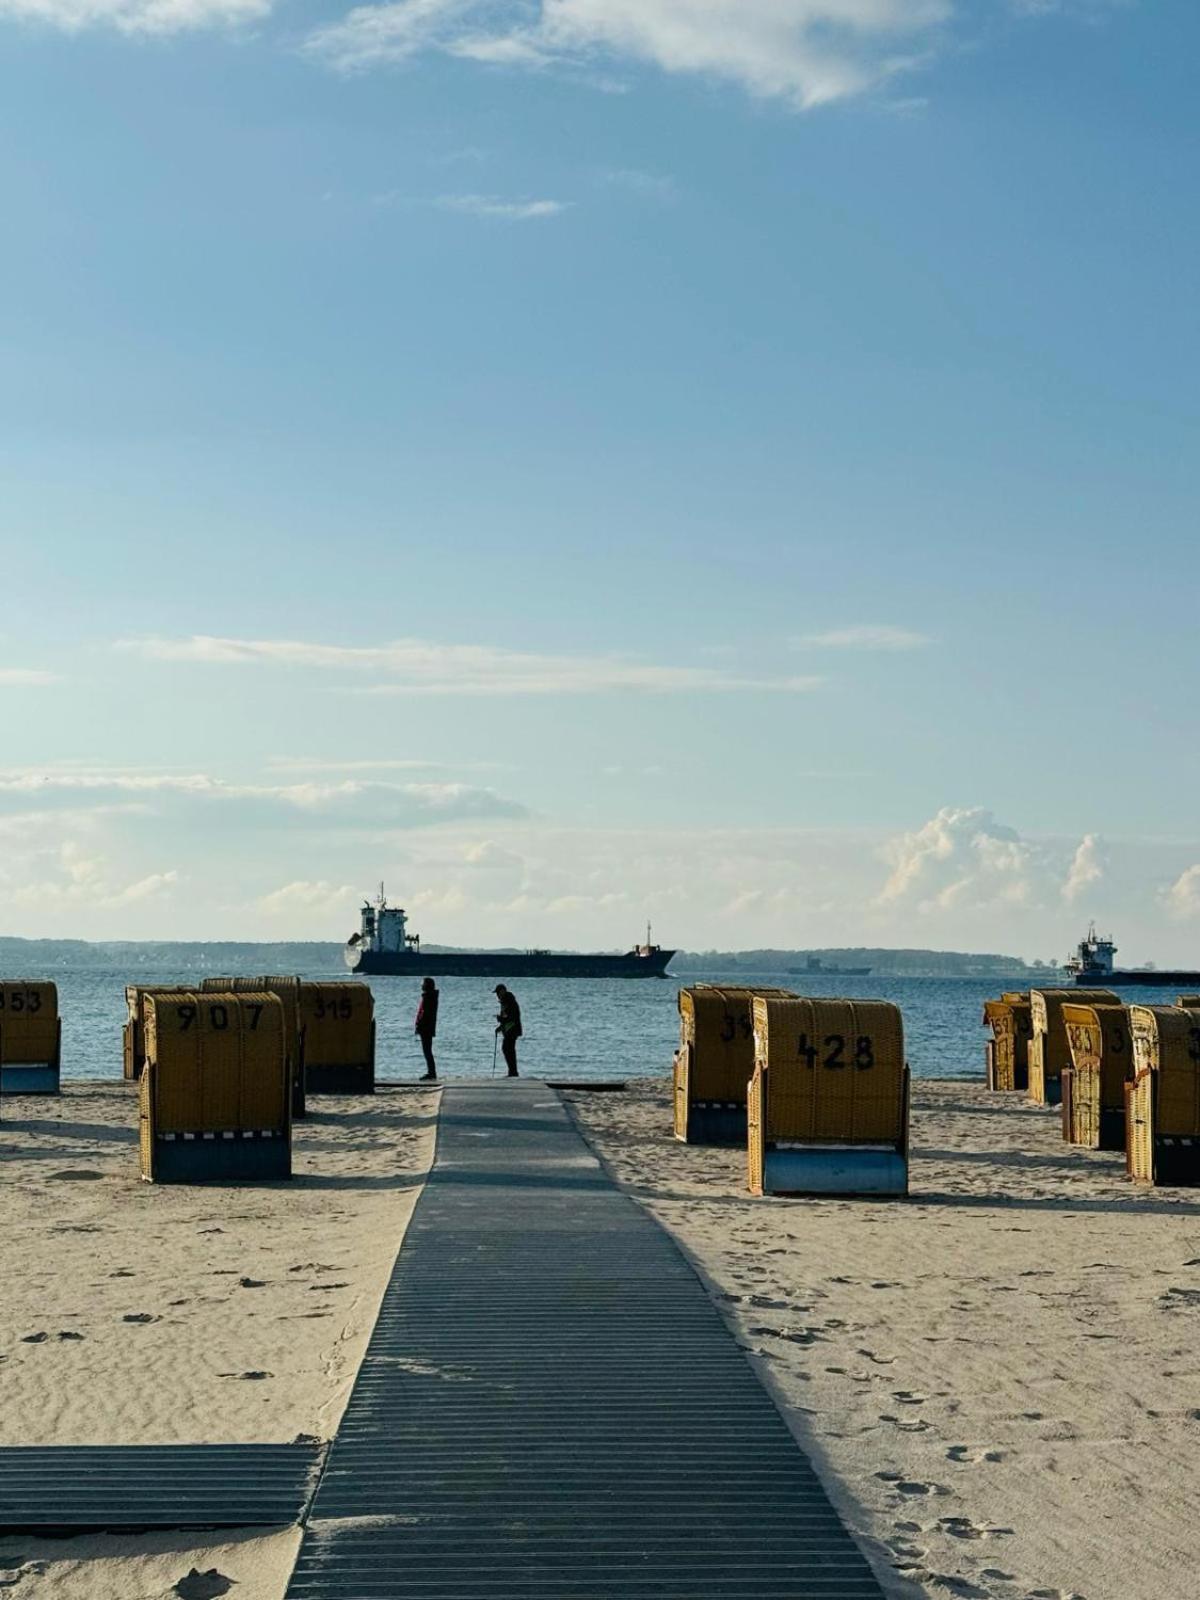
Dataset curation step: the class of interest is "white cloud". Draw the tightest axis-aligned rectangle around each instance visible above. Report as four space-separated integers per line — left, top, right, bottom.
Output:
795 625 932 651
436 192 569 220
116 634 821 695
1 841 180 911
1165 865 1200 922
306 0 952 106
0 770 528 828
1063 832 1105 904
257 879 361 916
0 668 59 686
877 806 1039 913
0 0 266 34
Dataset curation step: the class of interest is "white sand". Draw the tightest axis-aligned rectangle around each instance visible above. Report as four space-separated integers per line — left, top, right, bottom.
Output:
564 1077 1200 1600
0 1081 438 1598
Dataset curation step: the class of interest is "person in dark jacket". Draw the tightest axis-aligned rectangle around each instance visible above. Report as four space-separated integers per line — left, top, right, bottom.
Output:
415 977 439 1081
494 984 522 1077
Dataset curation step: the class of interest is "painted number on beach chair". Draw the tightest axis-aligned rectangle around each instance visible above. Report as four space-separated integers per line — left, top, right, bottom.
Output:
314 994 353 1022
0 988 39 1013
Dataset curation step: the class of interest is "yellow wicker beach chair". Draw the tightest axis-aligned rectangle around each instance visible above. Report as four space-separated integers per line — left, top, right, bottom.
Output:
140 991 290 1183
0 981 61 1094
747 996 908 1197
299 982 375 1094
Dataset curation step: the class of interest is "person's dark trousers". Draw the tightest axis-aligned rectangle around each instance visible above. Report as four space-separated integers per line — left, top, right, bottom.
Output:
501 1036 518 1076
419 1036 436 1076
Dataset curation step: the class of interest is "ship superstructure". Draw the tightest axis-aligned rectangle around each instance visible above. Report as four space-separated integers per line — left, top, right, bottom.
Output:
346 888 674 979
1065 922 1200 987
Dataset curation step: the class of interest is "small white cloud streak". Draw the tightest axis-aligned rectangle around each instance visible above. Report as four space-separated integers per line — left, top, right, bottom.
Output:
437 193 569 220
0 770 529 828
257 879 361 915
116 635 821 695
795 625 932 651
0 668 60 686
0 0 266 34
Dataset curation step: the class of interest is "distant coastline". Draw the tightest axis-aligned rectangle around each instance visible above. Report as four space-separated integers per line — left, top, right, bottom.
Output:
0 934 1058 981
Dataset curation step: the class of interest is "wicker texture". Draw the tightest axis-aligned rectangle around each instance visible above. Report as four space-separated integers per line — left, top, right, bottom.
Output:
298 983 374 1073
0 981 58 1066
750 996 906 1143
982 994 1033 1092
676 986 793 1106
1062 1003 1131 1148
1028 989 1118 1105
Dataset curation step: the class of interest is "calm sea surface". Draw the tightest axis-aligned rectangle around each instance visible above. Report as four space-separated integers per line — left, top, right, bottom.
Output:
44 961 1192 1084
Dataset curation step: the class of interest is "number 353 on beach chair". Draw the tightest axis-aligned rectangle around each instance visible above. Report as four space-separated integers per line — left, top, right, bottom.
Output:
0 981 62 1094
673 986 795 1145
747 997 909 1197
140 992 291 1184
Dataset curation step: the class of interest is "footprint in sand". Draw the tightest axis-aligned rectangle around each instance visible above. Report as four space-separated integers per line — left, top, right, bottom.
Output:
56 1332 85 1342
927 1576 990 1598
123 1313 159 1325
109 1269 135 1278
239 1277 267 1289
858 1348 896 1365
217 1370 273 1380
20 1333 48 1344
892 1390 927 1406
174 1569 233 1599
938 1515 1014 1540
880 1413 930 1433
896 1481 950 1498
47 1170 103 1182
946 1445 1005 1464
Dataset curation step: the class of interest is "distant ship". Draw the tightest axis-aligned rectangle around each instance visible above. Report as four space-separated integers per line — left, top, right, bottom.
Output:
785 955 872 977
1065 923 1200 987
346 889 674 979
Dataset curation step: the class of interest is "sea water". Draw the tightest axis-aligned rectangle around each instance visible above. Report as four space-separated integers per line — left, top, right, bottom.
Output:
43 961 1192 1084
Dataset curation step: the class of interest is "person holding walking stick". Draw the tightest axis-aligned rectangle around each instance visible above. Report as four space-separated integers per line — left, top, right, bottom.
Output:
494 984 522 1077
415 977 439 1081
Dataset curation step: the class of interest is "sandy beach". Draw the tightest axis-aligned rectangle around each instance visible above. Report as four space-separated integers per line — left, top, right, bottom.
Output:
5 1074 1199 1600
564 1077 1200 1600
0 1082 438 1598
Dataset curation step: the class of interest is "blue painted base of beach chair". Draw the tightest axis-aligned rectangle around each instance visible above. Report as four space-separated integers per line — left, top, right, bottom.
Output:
763 1144 908 1197
306 1063 375 1095
1099 1109 1126 1153
0 1063 60 1095
683 1101 746 1146
149 1131 292 1184
1043 1078 1062 1108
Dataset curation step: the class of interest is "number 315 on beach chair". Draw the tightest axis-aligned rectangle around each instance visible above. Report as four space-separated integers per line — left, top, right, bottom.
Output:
747 997 909 1198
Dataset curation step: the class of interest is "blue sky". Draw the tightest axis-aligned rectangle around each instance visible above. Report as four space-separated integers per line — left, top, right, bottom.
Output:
1 0 1198 959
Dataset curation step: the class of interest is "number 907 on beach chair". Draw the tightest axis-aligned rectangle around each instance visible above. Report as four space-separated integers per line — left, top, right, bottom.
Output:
139 992 291 1183
747 997 909 1197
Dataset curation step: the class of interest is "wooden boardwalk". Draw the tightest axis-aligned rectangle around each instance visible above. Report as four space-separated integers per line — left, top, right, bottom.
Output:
286 1082 886 1599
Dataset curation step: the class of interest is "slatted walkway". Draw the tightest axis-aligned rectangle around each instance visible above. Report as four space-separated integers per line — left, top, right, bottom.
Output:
0 1443 323 1533
286 1083 885 1599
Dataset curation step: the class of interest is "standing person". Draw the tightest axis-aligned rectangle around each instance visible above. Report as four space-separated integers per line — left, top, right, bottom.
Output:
494 984 522 1077
415 977 439 1081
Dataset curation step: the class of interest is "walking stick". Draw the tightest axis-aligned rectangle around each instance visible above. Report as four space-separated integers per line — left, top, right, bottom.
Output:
492 1030 499 1077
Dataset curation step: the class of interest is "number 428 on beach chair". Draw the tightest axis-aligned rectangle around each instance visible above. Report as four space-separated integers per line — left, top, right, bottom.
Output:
747 997 909 1198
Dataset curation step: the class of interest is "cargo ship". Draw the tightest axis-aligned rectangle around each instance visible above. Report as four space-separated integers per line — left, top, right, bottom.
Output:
1065 924 1200 987
785 956 872 977
345 890 674 979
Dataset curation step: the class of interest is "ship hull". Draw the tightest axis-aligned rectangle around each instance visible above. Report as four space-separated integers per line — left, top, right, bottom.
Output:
347 947 675 979
1074 971 1200 987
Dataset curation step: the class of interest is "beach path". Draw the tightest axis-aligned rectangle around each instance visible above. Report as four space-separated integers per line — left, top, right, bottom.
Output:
286 1081 886 1599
